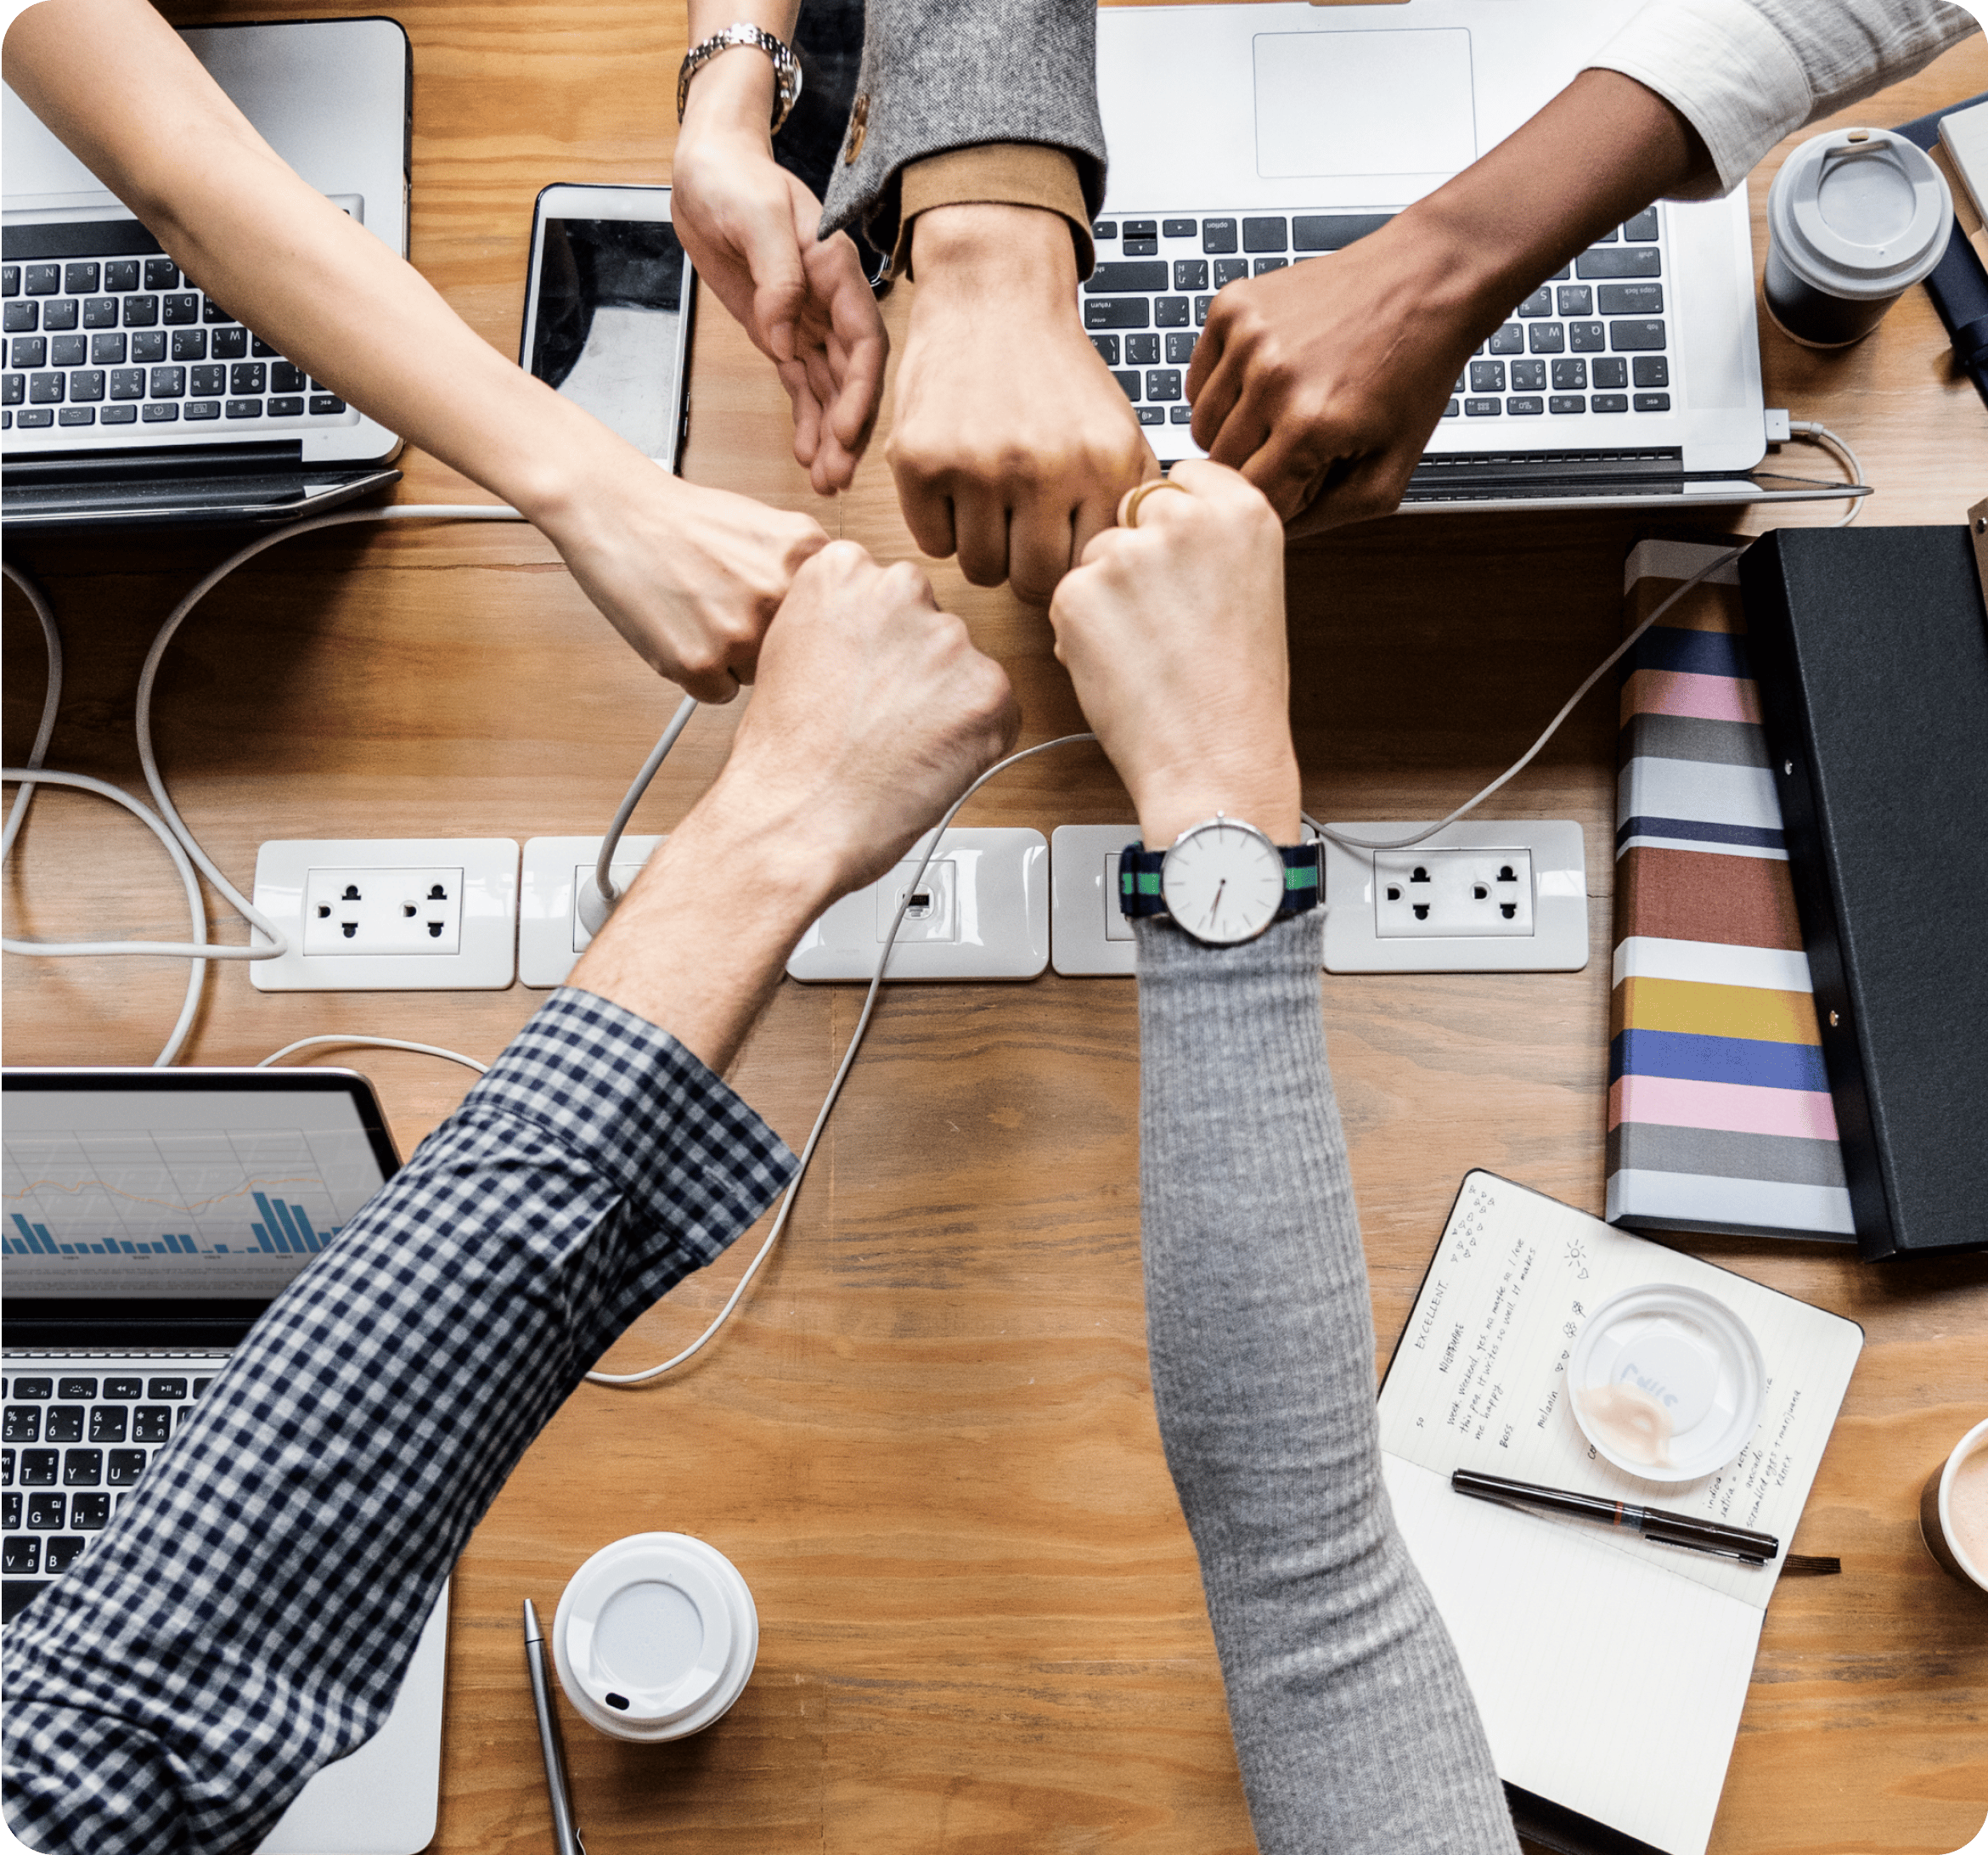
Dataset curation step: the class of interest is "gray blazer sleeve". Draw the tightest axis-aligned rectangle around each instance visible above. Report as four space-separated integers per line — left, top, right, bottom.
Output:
819 0 1107 256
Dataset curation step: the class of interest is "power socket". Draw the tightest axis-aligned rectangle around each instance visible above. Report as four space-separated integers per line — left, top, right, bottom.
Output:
1321 820 1588 973
786 828 1048 983
518 835 665 990
1050 824 1140 976
251 839 518 990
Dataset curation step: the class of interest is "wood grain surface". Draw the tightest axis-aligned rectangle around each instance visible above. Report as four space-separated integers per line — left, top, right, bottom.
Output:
5 9 1986 1852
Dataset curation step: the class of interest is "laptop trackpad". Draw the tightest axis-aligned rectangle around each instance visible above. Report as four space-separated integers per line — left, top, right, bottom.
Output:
1254 29 1476 180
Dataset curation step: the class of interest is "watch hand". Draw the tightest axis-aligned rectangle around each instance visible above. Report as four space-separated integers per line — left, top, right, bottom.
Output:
1202 880 1226 932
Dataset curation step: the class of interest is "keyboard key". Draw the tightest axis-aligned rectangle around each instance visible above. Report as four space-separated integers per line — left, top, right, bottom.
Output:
82 296 118 328
42 298 77 331
43 1536 85 1573
132 1407 172 1442
1242 217 1287 253
109 368 145 400
1124 239 1157 257
1633 356 1670 388
1253 257 1286 276
131 330 166 362
1112 370 1140 401
211 327 248 358
184 400 221 420
1292 213 1393 251
1145 368 1182 403
3 302 37 333
1154 296 1189 328
1578 246 1661 279
27 372 62 403
225 398 263 419
87 1408 127 1442
19 1450 56 1486
56 1379 96 1401
3 1409 39 1443
1504 396 1542 415
1610 319 1666 351
49 335 85 367
1194 296 1212 326
193 1379 212 1398
171 328 207 361
144 257 181 290
25 1492 66 1529
1552 358 1587 392
1200 218 1236 254
1090 335 1119 365
1528 323 1565 353
1162 218 1197 240
1 265 14 296
11 336 45 369
103 1379 142 1401
161 293 200 325
1164 331 1197 365
309 396 346 415
1599 282 1663 317
43 1408 82 1444
102 403 138 424
1136 406 1163 426
1634 392 1672 412
1 1495 14 1531
202 299 239 324
1 1449 10 1485
228 363 266 396
1084 262 1167 294
121 294 159 327
1556 285 1592 318
149 365 186 398
3 1536 39 1575
103 260 140 292
1591 357 1628 388
271 361 307 393
1550 394 1585 414
61 1450 100 1486
190 364 225 395
24 264 59 296
1487 323 1523 356
106 1449 148 1486
1093 221 1116 239
1442 398 1459 417
1568 320 1605 352
62 262 100 295
1122 222 1156 240
1125 333 1158 365
1213 258 1249 288
1 374 20 406
1084 298 1149 330
56 406 94 426
1512 360 1548 392
1591 392 1629 412
1623 208 1659 242
1464 397 1501 416
1468 360 1505 393
91 332 126 365
1173 259 1208 292
70 1492 110 1529
1516 287 1552 318
16 406 52 427
139 403 177 423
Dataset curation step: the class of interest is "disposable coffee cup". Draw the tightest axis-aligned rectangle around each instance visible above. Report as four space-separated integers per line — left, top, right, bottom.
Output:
1919 1417 1988 1595
552 1531 758 1741
1765 126 1952 347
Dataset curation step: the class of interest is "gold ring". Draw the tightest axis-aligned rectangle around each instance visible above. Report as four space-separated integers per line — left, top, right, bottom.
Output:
1118 477 1190 529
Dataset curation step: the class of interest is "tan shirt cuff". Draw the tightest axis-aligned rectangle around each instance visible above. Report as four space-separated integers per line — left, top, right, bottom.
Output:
893 144 1095 279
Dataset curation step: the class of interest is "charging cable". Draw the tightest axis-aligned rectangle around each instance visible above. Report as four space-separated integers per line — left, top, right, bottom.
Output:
257 1034 488 1076
1784 420 1865 527
586 692 699 932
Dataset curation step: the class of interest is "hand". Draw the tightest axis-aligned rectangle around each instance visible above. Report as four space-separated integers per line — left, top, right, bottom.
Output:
673 58 887 493
530 453 828 702
888 203 1157 606
1049 462 1299 849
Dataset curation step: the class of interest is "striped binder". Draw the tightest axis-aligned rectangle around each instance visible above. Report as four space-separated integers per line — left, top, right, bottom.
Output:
1608 539 1854 1241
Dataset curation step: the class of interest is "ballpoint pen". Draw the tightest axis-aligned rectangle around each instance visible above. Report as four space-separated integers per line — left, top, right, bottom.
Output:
1450 1467 1782 1564
523 1598 586 1855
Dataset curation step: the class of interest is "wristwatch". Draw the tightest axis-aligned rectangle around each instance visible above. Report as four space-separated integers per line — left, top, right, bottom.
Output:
677 22 804 132
1118 816 1321 945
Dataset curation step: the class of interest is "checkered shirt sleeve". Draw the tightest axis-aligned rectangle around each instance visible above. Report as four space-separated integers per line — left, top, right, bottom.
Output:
2 988 797 1855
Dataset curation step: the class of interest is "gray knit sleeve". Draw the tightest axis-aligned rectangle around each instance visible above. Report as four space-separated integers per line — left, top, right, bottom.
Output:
818 0 1106 256
1135 914 1520 1855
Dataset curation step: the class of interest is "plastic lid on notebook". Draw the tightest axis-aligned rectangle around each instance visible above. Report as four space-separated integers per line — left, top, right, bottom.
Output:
1568 1283 1766 1483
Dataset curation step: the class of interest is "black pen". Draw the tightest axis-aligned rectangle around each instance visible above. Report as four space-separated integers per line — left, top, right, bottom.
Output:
523 1598 586 1855
1451 1467 1780 1565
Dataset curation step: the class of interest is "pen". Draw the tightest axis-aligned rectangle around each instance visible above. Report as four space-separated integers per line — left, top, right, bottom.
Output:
1450 1468 1781 1565
523 1598 586 1855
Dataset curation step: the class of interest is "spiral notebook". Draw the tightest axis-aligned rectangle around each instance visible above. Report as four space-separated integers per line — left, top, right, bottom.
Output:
1377 1172 1864 1855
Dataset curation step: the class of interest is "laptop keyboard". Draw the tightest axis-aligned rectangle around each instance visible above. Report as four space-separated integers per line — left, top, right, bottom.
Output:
1 1366 217 1613
1 251 348 436
1084 209 1670 431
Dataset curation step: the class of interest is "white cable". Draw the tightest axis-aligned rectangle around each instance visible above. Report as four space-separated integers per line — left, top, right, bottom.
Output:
256 1034 488 1075
1786 420 1865 527
1 560 64 859
593 692 699 909
586 730 1101 1388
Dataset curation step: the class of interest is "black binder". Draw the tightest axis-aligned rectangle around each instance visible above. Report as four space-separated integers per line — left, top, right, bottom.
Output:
1739 526 1988 1260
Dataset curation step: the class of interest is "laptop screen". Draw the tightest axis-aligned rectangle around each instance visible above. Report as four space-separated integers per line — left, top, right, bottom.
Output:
2 1071 397 1303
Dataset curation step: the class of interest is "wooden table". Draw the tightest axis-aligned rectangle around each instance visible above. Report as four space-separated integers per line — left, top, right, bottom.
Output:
6 11 1986 1852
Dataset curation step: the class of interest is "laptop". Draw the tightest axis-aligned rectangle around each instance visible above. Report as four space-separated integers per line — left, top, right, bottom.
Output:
2 1066 447 1855
2 18 408 531
1092 0 1863 515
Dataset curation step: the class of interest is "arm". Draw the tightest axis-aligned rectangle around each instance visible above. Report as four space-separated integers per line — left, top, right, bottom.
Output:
1 543 1017 1855
1190 0 1978 531
2 0 827 700
1048 465 1520 1854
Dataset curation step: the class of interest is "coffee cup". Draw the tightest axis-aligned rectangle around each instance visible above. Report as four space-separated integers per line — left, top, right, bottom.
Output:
1765 126 1952 347
552 1531 759 1740
1919 1417 1988 1595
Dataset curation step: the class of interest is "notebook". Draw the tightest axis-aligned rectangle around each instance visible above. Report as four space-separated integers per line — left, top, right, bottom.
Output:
1378 1171 1864 1855
1608 539 1855 1242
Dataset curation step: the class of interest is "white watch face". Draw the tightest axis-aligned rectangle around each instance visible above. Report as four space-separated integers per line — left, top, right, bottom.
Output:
1161 820 1285 944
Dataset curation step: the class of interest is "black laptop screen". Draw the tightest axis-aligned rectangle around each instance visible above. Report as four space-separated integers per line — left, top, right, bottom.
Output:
3 1075 394 1301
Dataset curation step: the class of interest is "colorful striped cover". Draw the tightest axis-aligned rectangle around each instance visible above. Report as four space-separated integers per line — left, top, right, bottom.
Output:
1608 539 1855 1241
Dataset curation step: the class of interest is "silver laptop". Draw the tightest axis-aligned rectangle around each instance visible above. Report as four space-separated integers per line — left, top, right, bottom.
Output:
1093 0 1861 514
2 1067 446 1855
2 18 408 530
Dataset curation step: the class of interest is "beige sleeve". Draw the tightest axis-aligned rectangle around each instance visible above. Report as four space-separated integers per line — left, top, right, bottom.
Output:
893 144 1095 279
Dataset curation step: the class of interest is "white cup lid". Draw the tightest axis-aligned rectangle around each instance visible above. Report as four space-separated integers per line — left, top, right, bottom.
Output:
1568 1283 1766 1483
1768 127 1953 299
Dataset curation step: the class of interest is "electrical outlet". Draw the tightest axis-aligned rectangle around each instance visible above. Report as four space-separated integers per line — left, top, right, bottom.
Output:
518 835 665 989
251 839 518 990
1050 824 1141 976
1321 820 1588 973
786 828 1048 983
